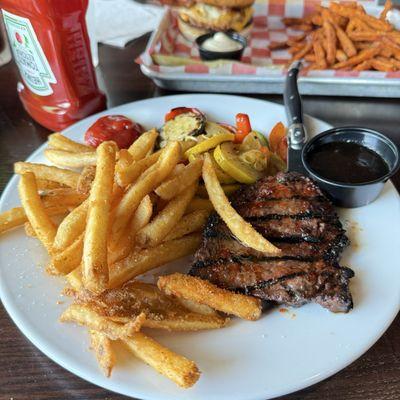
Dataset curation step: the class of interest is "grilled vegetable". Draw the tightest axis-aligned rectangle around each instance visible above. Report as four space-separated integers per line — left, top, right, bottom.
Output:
234 113 252 143
160 108 206 147
185 132 234 159
214 142 261 184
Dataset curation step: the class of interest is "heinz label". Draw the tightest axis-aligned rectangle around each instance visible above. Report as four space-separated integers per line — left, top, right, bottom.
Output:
2 9 56 95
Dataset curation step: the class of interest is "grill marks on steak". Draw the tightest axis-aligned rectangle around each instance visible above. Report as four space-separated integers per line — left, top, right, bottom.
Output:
190 172 354 313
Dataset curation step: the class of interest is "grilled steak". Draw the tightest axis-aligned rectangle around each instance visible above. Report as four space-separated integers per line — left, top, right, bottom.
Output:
190 172 354 313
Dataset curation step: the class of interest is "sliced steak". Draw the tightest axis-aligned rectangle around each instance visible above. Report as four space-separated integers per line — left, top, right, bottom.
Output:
190 172 354 313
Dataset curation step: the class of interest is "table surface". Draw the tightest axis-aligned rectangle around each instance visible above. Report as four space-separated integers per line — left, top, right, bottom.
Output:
0 34 399 400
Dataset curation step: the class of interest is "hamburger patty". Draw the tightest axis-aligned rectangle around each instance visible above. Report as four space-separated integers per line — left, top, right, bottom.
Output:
189 172 354 313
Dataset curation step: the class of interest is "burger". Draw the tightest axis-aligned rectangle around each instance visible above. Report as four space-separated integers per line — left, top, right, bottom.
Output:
177 0 254 42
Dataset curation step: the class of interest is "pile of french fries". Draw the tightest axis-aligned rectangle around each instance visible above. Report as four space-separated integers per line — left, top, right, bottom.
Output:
0 129 277 388
270 0 400 72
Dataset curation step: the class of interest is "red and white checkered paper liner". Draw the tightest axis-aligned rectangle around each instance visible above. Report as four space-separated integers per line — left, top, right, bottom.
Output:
136 0 400 79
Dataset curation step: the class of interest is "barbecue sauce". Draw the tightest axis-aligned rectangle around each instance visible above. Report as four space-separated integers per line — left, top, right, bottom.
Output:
306 141 389 184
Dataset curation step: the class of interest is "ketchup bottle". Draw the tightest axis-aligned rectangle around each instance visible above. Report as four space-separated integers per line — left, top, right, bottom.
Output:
0 0 106 131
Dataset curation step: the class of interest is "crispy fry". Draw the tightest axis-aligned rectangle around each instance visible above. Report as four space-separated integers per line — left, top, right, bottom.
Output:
112 142 181 242
336 49 348 62
203 153 280 254
14 162 80 188
89 330 116 377
53 200 87 251
155 159 203 200
348 31 380 42
158 273 262 321
40 189 87 208
48 133 94 153
77 165 96 195
66 267 83 290
163 210 209 241
60 304 145 340
123 332 200 388
0 205 70 235
381 0 392 21
109 234 202 288
353 60 372 71
313 37 327 68
36 179 67 191
83 141 116 293
50 233 83 274
371 57 396 71
335 24 357 57
18 172 57 251
115 151 160 187
24 221 36 237
268 41 288 50
127 129 158 160
44 149 97 168
333 46 381 69
136 183 197 247
323 19 337 65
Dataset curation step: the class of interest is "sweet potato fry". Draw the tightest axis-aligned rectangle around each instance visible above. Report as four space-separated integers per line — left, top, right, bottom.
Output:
371 57 396 71
353 60 372 71
313 38 327 68
335 25 357 57
380 0 392 21
333 46 380 69
336 49 348 62
323 19 337 65
268 41 288 50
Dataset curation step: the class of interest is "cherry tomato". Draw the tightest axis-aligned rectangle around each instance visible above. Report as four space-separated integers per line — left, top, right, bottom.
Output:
234 113 252 143
164 107 203 122
85 115 143 149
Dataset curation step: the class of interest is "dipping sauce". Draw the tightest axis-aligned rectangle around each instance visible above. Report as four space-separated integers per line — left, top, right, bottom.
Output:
201 32 243 52
306 141 389 184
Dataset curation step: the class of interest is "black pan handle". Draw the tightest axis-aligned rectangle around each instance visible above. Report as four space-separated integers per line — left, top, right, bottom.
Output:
284 61 303 125
284 61 307 150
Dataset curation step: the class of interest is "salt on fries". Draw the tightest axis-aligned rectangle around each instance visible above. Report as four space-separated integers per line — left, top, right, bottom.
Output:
82 141 117 293
158 273 262 321
1 125 270 387
203 153 280 254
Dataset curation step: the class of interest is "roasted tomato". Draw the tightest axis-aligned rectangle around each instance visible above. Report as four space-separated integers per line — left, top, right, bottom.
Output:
85 115 143 149
234 113 252 143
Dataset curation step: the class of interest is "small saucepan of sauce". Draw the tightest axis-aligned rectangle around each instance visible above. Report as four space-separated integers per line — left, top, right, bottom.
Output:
302 127 399 208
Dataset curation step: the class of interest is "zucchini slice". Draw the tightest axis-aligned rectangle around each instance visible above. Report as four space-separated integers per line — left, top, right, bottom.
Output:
159 110 206 147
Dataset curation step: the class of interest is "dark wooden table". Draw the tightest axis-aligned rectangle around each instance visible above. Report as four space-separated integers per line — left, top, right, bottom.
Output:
0 34 399 400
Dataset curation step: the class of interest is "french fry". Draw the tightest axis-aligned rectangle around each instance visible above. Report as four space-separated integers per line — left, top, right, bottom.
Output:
109 233 202 288
380 0 392 21
24 221 36 237
323 19 337 65
60 304 145 340
111 142 181 242
353 60 372 70
333 46 381 69
158 273 262 321
123 332 200 388
53 200 87 251
41 189 87 208
155 159 203 200
36 179 66 191
203 153 280 254
18 172 57 251
51 234 83 274
136 183 197 247
175 298 220 317
127 129 158 160
335 25 357 57
48 132 94 153
44 149 97 168
186 198 214 213
14 162 80 188
163 210 209 241
370 57 396 71
89 330 116 377
115 151 160 187
336 49 348 62
77 165 96 195
83 141 116 293
130 194 153 237
0 205 70 235
66 267 83 291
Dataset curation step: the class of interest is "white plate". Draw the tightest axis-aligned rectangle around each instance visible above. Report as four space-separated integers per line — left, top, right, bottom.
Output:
0 94 399 400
